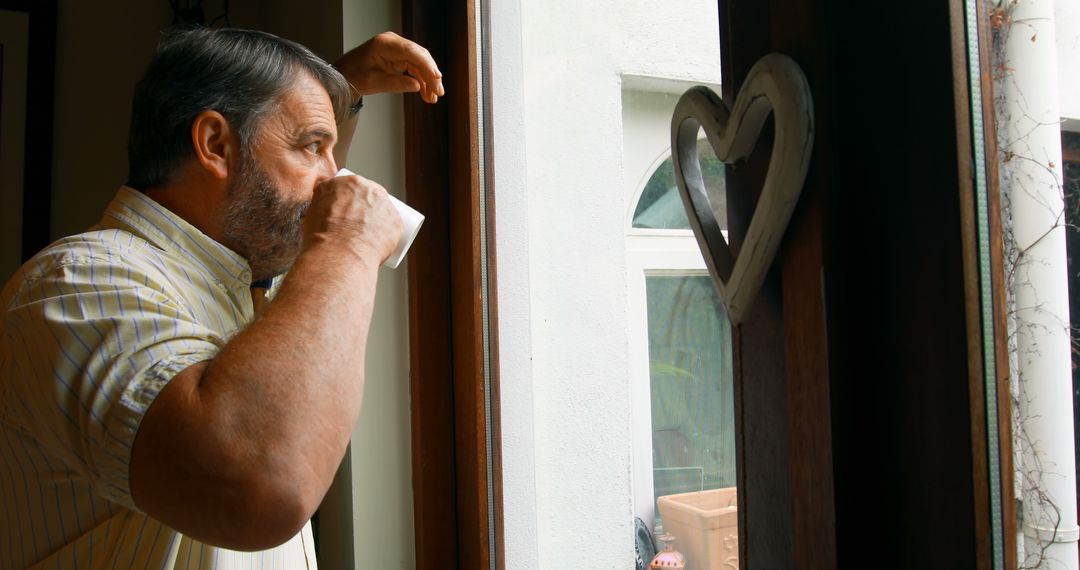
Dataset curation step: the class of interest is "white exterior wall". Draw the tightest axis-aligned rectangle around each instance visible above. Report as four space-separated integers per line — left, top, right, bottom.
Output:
493 2 719 566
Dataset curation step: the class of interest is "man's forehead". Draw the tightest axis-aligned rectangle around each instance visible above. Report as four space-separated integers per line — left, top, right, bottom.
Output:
267 74 338 138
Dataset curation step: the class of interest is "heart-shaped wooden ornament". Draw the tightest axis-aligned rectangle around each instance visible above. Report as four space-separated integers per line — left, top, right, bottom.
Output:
671 53 814 326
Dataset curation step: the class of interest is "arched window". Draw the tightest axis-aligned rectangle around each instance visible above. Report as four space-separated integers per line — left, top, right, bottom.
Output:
630 146 727 232
627 136 737 534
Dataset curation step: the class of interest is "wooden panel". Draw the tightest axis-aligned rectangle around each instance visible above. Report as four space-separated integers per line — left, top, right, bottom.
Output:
404 0 460 565
718 0 988 566
768 5 838 567
826 3 977 565
448 1 493 568
718 0 836 566
781 179 836 568
716 4 788 566
404 0 501 567
726 125 796 568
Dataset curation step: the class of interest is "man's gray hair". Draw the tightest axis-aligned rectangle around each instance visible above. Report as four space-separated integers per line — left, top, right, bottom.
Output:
127 27 353 190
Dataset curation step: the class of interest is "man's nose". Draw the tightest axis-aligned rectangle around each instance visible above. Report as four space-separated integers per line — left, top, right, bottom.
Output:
315 154 338 185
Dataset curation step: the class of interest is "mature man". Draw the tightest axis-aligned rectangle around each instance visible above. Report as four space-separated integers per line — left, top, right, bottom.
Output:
0 27 442 568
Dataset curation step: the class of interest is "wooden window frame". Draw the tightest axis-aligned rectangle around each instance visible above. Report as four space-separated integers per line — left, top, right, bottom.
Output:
402 0 503 568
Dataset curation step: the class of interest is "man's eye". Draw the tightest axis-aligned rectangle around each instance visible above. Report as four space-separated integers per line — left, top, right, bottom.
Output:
306 142 322 153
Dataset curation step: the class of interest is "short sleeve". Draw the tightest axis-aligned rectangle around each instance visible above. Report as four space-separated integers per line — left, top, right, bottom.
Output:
1 250 227 510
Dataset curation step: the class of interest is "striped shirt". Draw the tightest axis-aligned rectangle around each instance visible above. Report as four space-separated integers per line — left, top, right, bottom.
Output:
0 187 315 569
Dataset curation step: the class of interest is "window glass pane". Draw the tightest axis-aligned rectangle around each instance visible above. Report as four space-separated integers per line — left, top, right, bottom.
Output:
632 147 727 231
646 275 735 530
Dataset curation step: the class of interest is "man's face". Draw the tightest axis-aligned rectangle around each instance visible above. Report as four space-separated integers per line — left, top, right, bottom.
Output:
219 72 339 281
220 149 307 281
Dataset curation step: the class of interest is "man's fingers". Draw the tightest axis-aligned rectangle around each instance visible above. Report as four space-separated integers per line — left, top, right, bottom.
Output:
337 31 444 102
309 171 402 262
379 36 444 98
378 62 438 103
367 73 422 95
403 63 440 103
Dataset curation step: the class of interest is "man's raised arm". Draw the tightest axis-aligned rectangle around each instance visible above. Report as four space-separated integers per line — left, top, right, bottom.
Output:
333 31 444 166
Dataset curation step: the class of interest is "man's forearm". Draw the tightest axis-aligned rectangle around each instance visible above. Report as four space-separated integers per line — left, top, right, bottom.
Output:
131 240 382 550
201 240 378 488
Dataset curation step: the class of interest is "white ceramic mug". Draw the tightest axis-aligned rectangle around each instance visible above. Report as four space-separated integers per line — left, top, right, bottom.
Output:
335 168 424 269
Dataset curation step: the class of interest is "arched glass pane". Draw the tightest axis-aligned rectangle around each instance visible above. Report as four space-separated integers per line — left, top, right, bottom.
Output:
632 146 727 231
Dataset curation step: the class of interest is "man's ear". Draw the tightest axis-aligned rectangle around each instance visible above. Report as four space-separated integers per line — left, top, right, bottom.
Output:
191 110 236 181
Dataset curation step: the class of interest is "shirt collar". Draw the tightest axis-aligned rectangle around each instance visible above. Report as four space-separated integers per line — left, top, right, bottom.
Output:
99 186 254 289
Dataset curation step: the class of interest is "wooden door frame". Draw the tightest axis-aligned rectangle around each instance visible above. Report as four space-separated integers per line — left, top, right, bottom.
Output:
402 0 503 567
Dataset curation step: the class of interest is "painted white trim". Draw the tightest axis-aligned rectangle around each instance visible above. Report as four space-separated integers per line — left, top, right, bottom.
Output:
490 0 540 567
622 73 721 96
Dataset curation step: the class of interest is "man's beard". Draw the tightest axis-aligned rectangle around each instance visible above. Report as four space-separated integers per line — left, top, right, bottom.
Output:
220 151 309 282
